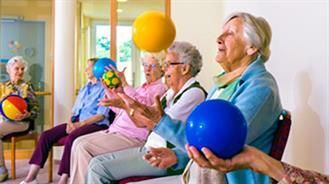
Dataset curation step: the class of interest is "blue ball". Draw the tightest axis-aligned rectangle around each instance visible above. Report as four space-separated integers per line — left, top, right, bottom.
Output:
186 99 247 159
93 58 117 79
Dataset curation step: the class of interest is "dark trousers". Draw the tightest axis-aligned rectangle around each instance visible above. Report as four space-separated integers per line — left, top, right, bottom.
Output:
29 123 108 176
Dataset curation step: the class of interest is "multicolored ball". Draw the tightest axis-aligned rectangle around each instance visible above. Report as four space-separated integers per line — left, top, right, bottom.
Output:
0 95 28 121
102 70 121 88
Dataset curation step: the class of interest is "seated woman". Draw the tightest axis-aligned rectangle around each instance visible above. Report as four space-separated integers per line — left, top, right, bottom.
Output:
84 41 207 184
69 52 167 184
0 56 39 182
110 12 282 184
20 58 111 184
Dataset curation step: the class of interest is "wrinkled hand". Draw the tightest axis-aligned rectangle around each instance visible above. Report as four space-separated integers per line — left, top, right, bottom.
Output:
117 93 164 130
186 144 278 175
101 79 123 98
144 147 178 169
66 122 84 134
66 122 75 134
98 94 126 110
15 110 31 121
99 82 126 109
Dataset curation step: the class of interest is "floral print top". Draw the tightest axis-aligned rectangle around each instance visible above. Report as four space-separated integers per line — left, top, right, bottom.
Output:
278 162 329 184
0 80 39 122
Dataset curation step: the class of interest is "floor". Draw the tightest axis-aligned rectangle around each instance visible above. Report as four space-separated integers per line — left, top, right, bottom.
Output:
2 159 60 184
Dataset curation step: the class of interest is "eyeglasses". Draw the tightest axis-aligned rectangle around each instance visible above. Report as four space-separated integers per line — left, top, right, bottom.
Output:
163 62 185 68
142 63 159 68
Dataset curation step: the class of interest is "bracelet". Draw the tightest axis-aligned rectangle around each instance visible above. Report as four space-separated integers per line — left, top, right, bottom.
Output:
129 108 135 116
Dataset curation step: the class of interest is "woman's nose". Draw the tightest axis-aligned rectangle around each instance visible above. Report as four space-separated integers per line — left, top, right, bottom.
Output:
217 36 223 44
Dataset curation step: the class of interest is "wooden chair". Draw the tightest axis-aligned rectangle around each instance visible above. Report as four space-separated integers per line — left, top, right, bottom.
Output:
2 120 38 179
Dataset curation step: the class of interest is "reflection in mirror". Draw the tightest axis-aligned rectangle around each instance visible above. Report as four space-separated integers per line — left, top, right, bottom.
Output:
0 0 53 150
77 0 111 88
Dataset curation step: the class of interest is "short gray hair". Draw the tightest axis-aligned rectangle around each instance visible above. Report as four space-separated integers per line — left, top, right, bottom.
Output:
168 41 203 77
225 12 272 62
6 56 28 72
142 51 166 65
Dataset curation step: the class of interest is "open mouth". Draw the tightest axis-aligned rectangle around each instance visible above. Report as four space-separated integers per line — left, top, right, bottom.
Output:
218 47 225 52
165 74 171 79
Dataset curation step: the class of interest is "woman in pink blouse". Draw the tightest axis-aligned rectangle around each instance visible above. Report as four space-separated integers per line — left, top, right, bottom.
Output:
69 52 167 184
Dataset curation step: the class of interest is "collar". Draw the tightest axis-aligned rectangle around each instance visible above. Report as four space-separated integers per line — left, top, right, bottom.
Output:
166 77 196 100
5 80 25 86
142 78 163 88
213 57 265 87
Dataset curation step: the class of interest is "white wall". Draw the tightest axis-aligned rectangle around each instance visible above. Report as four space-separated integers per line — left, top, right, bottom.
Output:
172 0 329 174
171 0 225 89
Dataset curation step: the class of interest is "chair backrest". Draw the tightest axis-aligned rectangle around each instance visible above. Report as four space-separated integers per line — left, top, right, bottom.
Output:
108 109 116 125
270 110 291 160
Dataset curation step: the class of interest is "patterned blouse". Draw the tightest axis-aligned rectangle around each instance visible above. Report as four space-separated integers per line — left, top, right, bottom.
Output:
0 80 39 122
278 162 329 184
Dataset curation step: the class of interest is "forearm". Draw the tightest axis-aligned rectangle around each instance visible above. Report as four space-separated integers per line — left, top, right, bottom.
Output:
154 114 187 151
261 156 285 181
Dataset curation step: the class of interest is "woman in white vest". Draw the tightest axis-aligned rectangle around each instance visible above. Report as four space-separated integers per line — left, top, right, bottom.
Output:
85 41 207 183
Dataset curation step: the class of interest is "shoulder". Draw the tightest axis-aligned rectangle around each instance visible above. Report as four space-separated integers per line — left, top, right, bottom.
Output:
180 86 207 102
241 68 279 93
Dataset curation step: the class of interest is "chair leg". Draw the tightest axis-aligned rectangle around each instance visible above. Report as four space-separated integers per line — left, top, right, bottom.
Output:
48 148 53 183
10 137 16 179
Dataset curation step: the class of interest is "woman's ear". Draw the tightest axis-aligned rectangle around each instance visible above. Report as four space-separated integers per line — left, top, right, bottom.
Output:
246 46 258 56
182 64 191 75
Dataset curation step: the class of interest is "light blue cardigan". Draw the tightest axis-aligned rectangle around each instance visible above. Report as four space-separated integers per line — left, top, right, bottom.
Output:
153 57 283 183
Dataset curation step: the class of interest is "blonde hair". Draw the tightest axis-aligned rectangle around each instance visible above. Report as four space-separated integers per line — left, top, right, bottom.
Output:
225 12 272 62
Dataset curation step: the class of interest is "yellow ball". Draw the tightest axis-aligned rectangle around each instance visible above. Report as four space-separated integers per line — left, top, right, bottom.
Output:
102 70 121 88
133 11 176 52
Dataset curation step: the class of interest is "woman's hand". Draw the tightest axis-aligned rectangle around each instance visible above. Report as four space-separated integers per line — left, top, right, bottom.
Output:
106 65 128 87
14 110 31 121
117 93 164 130
144 147 178 169
186 144 285 181
66 121 85 134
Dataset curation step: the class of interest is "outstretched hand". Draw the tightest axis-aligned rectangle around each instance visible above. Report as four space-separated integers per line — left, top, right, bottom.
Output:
106 65 128 87
117 93 164 130
100 79 126 109
185 144 285 181
143 147 178 169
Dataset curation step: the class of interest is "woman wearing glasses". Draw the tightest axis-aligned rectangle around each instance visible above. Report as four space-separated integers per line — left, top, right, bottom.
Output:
69 52 167 184
83 41 207 184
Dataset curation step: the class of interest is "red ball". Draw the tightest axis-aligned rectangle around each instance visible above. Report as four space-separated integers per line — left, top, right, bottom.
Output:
0 95 28 121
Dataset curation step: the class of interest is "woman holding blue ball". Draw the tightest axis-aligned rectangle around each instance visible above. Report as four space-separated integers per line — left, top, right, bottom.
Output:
112 12 282 184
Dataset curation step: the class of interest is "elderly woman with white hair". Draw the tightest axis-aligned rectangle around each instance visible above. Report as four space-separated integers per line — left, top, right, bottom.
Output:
111 12 282 184
0 56 39 182
84 41 207 184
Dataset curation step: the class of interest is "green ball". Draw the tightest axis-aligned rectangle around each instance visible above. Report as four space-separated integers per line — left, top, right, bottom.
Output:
102 70 121 88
